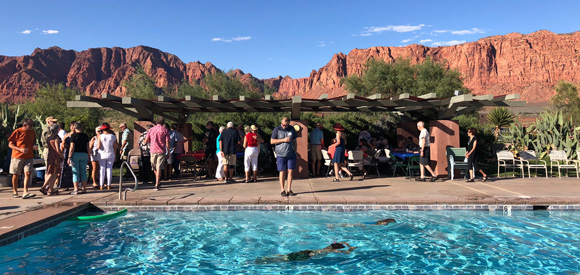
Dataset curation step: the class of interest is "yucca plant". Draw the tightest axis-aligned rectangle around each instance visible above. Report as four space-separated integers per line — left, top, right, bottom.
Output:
487 107 515 141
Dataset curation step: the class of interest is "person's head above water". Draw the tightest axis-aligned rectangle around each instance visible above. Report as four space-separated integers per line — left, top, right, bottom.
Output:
330 243 346 249
376 218 397 225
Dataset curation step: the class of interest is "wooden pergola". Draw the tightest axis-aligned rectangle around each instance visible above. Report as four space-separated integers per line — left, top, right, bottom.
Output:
67 92 525 178
67 92 525 121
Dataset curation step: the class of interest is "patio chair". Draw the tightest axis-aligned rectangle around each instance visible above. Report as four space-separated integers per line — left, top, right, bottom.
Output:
179 155 197 181
364 149 382 178
519 150 548 178
496 150 524 178
348 150 364 176
389 152 407 177
407 155 421 179
548 150 579 178
321 149 333 178
447 147 468 180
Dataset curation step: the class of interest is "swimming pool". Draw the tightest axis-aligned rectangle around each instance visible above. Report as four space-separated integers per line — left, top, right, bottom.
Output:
1 210 579 274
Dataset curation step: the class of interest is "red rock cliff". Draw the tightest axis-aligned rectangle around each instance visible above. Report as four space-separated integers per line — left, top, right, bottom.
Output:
1 30 579 103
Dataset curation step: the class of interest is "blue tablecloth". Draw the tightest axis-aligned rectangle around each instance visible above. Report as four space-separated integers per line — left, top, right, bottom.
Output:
391 152 420 161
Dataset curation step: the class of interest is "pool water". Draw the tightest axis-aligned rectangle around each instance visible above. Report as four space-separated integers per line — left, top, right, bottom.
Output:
1 210 580 274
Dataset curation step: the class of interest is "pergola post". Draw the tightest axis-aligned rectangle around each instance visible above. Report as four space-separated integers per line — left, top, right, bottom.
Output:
291 96 302 120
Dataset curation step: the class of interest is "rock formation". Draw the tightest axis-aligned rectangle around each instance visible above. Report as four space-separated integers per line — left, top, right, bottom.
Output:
1 30 579 103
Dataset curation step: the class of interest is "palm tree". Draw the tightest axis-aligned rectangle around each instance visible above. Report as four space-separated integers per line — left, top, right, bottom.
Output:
487 107 514 141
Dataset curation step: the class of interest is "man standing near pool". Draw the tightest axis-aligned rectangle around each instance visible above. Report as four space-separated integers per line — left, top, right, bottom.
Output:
271 117 297 197
145 117 170 191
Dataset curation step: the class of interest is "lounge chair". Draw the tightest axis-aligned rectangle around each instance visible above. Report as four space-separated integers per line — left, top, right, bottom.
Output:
548 150 579 178
496 150 524 178
518 150 548 178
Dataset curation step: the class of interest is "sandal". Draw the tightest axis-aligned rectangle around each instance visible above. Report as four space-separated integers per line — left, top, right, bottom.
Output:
332 178 340 182
51 190 59 195
482 176 488 182
362 173 367 180
281 191 287 197
350 174 354 181
244 179 250 183
466 178 475 182
12 194 20 198
39 188 48 195
22 193 36 199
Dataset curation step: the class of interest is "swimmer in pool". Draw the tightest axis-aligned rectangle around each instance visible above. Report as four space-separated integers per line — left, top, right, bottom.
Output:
327 218 397 228
255 242 356 263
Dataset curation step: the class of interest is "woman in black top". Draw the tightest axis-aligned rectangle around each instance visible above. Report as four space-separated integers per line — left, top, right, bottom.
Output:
466 128 488 182
69 122 90 194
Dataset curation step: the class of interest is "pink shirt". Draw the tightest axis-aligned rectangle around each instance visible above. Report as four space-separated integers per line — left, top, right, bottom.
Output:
147 125 169 154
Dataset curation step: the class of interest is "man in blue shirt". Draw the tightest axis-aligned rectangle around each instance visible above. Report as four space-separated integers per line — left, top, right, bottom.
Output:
309 123 324 177
271 117 297 197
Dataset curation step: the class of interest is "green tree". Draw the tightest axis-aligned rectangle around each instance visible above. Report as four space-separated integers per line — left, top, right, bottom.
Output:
122 66 159 100
341 57 466 98
23 83 103 138
176 80 207 99
551 81 580 122
204 71 262 99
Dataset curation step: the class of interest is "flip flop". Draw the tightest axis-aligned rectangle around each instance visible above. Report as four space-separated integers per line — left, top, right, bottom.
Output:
39 188 48 195
22 193 36 199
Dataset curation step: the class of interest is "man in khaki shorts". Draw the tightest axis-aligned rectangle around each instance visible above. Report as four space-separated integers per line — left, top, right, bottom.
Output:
218 122 240 183
145 117 169 191
41 116 58 164
8 118 38 199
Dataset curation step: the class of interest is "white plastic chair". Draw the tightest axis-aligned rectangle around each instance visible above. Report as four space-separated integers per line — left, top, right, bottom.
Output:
348 150 364 176
548 150 579 178
496 150 524 178
518 150 548 178
321 149 333 178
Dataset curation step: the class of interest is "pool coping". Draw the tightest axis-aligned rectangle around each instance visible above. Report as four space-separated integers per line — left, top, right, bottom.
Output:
2 202 580 247
0 202 90 247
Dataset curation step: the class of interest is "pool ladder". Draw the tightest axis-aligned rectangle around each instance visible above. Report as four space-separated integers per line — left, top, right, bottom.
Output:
119 161 138 200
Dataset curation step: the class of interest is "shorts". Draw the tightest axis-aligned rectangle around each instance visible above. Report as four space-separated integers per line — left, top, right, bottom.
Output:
10 158 33 175
419 147 431 165
310 144 322 161
151 153 166 171
276 155 297 171
223 154 236 165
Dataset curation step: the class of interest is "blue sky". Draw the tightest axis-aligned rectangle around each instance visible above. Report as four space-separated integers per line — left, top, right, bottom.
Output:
1 0 580 79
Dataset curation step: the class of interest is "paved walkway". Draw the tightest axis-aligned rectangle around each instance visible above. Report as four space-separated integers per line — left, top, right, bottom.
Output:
2 175 580 220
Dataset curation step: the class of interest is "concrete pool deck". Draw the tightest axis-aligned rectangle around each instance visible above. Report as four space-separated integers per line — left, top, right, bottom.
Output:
2 175 580 215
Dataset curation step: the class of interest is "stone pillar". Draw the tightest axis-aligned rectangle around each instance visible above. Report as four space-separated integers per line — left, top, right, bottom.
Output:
429 120 460 177
290 120 309 179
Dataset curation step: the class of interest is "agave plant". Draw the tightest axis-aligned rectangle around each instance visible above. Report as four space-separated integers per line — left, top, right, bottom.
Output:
487 107 515 141
531 110 579 159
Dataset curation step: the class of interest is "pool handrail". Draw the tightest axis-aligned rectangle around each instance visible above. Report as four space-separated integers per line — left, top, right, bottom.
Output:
119 161 138 200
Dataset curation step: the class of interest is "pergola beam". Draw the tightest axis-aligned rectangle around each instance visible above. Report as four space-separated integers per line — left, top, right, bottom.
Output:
66 92 526 120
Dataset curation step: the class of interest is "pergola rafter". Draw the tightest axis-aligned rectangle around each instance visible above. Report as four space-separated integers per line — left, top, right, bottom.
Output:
67 92 526 122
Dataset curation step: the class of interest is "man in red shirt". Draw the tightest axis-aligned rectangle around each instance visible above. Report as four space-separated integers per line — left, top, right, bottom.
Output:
8 118 38 199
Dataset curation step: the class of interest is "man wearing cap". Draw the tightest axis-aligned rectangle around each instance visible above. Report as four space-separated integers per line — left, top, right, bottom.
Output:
41 116 58 165
145 117 170 191
271 117 297 197
218 122 240 183
8 118 37 199
310 123 324 177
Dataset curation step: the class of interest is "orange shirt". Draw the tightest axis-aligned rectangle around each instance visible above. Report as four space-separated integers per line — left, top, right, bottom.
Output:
8 127 36 159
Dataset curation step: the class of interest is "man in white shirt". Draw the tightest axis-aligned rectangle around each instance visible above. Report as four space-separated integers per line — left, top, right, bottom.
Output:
416 121 438 182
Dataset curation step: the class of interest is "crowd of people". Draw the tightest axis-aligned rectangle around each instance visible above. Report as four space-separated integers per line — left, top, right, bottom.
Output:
4 114 485 199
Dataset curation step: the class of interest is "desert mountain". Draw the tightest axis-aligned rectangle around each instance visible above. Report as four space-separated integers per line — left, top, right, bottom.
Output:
1 30 579 103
